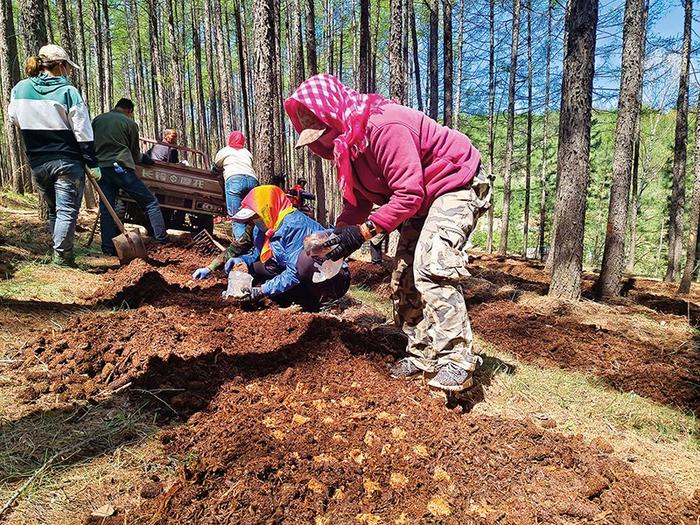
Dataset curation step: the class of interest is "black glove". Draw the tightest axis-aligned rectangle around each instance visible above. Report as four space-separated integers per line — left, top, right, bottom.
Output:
323 225 365 261
241 286 265 303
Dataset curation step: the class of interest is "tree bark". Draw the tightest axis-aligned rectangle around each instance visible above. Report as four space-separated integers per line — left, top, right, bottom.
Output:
409 0 423 111
548 0 599 300
389 0 405 102
522 0 532 257
213 0 233 138
664 0 692 282
427 0 438 120
75 0 89 106
0 0 27 193
679 93 700 293
443 0 453 126
537 1 553 260
20 0 47 56
359 0 370 92
626 117 641 272
100 0 113 109
453 0 465 129
166 0 185 139
234 0 251 139
597 0 648 298
253 0 275 183
497 0 520 256
486 0 495 253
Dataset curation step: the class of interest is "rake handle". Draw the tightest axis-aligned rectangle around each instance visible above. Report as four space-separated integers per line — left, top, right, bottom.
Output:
85 169 127 235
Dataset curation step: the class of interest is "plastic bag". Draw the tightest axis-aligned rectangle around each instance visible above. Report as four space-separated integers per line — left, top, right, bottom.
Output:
223 271 254 299
304 231 344 283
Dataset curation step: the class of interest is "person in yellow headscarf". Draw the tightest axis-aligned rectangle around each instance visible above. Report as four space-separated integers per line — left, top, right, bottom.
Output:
225 185 350 311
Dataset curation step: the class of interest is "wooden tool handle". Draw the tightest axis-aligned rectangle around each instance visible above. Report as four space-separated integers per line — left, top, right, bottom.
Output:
85 169 127 235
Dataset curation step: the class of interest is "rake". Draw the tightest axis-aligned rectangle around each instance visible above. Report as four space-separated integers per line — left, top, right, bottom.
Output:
186 229 226 255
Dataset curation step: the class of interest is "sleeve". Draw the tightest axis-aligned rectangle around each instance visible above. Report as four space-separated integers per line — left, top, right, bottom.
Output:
66 87 98 167
7 88 17 126
214 148 226 168
129 121 141 162
260 235 302 296
336 193 374 227
366 124 425 232
169 148 179 163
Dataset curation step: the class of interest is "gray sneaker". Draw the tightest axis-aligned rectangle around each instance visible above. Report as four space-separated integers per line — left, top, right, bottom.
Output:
389 358 421 379
428 363 474 392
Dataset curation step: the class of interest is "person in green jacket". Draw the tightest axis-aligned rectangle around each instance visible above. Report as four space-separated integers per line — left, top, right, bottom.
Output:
92 98 168 255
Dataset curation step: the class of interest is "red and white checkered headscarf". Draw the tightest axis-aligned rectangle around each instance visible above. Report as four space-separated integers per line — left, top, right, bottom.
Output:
284 74 388 206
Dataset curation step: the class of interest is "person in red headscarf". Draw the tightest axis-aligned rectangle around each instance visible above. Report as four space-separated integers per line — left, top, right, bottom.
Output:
285 74 491 393
192 132 259 279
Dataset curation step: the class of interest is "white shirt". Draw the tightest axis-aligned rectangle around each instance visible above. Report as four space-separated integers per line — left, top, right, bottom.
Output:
214 146 257 181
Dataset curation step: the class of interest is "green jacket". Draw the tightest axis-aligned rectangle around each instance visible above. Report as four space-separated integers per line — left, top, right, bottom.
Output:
92 109 140 170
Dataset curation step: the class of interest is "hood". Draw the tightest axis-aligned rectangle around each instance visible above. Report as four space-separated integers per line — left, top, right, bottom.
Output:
30 73 71 95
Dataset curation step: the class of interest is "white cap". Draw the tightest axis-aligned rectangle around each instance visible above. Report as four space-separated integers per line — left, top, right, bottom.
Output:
38 44 81 70
231 207 256 222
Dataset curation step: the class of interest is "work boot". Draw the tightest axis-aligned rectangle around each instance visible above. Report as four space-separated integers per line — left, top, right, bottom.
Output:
428 363 473 392
52 251 78 268
389 358 422 379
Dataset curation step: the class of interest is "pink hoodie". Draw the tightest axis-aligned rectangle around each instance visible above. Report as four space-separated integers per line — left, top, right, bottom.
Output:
335 103 481 232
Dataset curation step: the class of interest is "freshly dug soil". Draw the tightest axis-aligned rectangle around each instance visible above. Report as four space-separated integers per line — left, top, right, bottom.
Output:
470 300 700 413
349 260 392 296
127 324 699 525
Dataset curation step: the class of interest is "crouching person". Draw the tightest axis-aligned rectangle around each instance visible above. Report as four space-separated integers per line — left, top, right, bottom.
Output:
225 185 350 311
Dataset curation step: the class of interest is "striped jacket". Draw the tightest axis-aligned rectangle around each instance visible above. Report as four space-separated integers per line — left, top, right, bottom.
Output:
8 74 97 168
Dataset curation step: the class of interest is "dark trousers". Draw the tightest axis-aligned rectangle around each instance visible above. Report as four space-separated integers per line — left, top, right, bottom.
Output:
98 166 167 254
253 251 351 311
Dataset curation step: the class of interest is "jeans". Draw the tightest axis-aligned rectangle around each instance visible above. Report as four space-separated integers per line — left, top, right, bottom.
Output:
31 159 85 260
225 175 258 241
98 166 167 255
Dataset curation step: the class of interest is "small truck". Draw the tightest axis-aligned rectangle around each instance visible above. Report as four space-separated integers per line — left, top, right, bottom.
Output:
116 139 226 234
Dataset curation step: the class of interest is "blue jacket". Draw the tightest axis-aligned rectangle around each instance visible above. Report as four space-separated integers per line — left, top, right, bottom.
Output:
237 210 326 296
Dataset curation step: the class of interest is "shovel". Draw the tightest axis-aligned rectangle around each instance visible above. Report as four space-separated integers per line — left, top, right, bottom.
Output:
85 169 147 264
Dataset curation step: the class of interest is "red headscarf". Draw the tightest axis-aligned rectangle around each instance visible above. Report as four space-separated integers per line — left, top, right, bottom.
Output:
284 74 388 206
239 185 295 262
228 131 246 149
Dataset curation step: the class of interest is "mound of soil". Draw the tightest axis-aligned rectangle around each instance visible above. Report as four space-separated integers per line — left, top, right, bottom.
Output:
349 261 392 294
127 322 699 524
471 300 700 413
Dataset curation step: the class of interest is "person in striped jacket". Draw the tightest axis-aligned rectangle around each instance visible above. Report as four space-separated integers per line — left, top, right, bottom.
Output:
8 44 100 267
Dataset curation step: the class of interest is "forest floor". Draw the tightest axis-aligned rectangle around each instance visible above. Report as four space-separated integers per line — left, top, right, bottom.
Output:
0 193 699 524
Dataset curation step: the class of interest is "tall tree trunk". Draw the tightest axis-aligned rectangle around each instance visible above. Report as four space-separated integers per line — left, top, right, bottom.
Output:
389 0 405 102
548 0 599 299
409 0 423 111
293 0 306 176
664 0 692 282
203 0 219 150
75 0 89 106
679 93 700 294
537 1 553 261
497 0 520 256
359 0 370 91
191 6 207 151
166 0 185 139
100 0 113 109
370 0 381 92
305 0 327 222
453 0 465 129
234 0 251 139
626 117 641 272
213 0 233 138
486 0 495 253
253 0 275 183
427 0 438 120
522 0 532 257
20 0 47 56
0 0 26 193
147 0 166 132
91 0 105 112
443 0 453 126
596 0 648 298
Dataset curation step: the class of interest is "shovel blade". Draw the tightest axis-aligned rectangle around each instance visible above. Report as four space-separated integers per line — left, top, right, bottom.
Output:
113 230 147 264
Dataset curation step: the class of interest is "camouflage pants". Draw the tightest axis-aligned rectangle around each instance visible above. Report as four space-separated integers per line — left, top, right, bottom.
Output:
390 171 491 372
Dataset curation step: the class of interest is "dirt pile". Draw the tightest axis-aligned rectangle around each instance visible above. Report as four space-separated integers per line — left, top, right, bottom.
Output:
470 300 700 412
349 260 392 296
128 325 699 524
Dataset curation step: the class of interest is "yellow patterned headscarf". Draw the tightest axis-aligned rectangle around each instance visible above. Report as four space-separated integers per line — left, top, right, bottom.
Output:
239 185 296 262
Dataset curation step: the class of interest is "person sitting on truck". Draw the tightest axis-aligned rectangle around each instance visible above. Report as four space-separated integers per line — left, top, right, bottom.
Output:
92 98 168 255
223 185 350 311
143 128 179 164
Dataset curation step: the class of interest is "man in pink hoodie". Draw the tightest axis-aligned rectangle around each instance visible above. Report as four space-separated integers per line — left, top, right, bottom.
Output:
285 74 491 392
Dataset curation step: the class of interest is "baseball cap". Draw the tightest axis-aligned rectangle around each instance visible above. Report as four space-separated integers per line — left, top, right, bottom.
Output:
295 104 327 148
38 44 81 70
231 207 256 222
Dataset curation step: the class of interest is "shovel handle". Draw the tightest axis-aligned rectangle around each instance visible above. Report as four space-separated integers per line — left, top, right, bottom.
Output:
85 169 127 235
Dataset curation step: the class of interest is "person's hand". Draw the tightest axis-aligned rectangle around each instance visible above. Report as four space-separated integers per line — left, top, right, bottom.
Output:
241 286 265 303
224 257 242 274
323 225 365 261
192 267 212 280
90 167 102 181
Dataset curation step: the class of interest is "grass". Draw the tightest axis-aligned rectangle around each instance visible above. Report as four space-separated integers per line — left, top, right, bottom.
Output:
349 286 700 496
0 261 103 303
